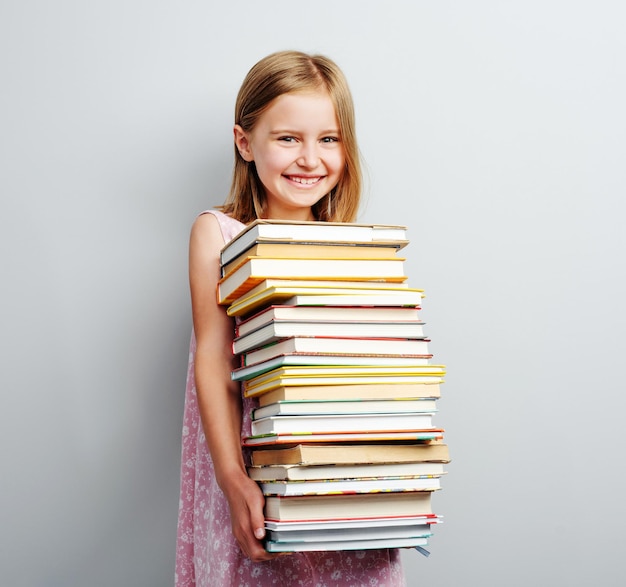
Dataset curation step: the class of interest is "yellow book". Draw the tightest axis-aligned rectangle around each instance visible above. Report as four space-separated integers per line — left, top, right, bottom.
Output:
218 257 407 305
222 242 404 277
243 365 446 397
227 283 422 317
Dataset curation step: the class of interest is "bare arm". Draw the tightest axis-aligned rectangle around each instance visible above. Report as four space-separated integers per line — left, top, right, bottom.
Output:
189 213 277 562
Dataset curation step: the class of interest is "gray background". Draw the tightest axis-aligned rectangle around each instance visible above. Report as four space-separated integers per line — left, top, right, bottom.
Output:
2 1 624 586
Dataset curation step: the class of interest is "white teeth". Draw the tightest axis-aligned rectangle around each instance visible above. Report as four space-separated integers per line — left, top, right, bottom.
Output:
290 176 320 185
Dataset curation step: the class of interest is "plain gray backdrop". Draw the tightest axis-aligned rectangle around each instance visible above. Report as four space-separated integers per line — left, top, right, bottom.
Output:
1 1 624 586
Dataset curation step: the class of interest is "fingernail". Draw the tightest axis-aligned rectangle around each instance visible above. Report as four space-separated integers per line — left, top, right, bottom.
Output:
254 528 265 539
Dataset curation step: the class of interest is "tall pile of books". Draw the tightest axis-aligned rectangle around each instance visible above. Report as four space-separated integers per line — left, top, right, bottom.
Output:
218 219 448 554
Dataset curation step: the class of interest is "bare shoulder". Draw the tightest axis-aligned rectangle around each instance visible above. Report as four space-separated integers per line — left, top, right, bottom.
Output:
190 212 223 246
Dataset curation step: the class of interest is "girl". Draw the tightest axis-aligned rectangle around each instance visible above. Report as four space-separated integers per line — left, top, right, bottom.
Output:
175 50 406 587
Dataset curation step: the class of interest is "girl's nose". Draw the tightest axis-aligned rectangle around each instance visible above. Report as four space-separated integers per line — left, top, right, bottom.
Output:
296 143 319 169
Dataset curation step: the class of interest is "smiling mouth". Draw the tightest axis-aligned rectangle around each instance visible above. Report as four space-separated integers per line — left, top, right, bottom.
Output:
286 175 323 185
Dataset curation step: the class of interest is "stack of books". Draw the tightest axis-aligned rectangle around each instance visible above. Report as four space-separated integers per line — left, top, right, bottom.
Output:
218 219 448 553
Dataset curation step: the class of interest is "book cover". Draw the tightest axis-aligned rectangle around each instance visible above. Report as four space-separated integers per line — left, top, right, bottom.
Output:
263 490 433 522
243 429 444 447
233 324 427 356
250 412 436 436
218 257 407 305
264 514 441 532
250 442 451 466
227 284 422 317
220 219 409 266
258 476 442 496
265 515 440 549
233 353 433 382
256 383 442 406
251 398 438 419
243 365 446 397
236 304 422 338
247 461 446 481
265 535 430 552
222 242 406 277
241 335 432 365
266 521 434 543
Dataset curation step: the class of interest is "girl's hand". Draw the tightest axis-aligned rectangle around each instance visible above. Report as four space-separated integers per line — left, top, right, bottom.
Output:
223 472 284 562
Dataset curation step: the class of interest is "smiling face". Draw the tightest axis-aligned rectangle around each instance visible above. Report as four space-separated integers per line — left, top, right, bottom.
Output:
234 91 345 220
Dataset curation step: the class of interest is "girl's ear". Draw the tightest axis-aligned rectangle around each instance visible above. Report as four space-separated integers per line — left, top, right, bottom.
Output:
234 125 254 161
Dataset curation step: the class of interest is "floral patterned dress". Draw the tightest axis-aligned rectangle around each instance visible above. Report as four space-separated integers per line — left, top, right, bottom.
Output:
175 210 406 587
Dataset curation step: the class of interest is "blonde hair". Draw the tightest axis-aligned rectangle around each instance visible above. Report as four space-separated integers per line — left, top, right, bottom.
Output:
220 50 362 223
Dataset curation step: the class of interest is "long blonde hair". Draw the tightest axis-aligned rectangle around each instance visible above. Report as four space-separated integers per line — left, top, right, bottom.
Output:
220 50 362 223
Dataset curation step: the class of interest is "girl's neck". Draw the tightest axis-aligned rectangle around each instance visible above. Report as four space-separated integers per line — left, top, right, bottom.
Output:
262 206 316 222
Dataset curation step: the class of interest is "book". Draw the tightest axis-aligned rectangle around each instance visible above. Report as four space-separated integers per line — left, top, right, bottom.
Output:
220 219 409 266
222 242 406 277
265 535 429 552
233 320 427 354
265 515 440 548
218 257 407 304
243 365 446 397
232 354 432 381
250 412 436 436
256 383 442 406
245 375 445 397
266 520 434 543
264 514 441 532
251 442 451 466
264 490 433 521
248 461 446 481
236 304 422 338
227 283 422 317
258 476 442 496
251 398 438 419
237 279 413 302
239 336 429 366
243 429 444 446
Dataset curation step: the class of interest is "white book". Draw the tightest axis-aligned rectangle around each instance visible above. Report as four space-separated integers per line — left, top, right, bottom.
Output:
265 535 429 552
238 337 430 369
266 522 434 542
221 219 409 265
250 412 435 436
264 514 441 532
250 398 439 420
233 323 427 355
236 304 422 338
258 476 441 496
248 461 445 481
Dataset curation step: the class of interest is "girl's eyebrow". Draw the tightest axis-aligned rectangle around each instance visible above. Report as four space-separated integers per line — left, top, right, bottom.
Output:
269 128 340 135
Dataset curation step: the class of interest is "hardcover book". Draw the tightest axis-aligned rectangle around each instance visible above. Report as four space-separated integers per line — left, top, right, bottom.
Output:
247 461 446 481
255 383 442 406
240 333 429 360
263 490 433 522
227 285 423 318
250 442 451 466
218 257 407 305
251 398 438 419
220 219 409 266
236 304 422 338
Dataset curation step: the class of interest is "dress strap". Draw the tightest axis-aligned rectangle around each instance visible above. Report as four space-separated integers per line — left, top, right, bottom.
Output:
198 209 245 244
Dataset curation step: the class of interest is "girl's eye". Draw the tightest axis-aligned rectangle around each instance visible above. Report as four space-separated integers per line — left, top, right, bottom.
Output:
278 136 297 143
321 136 339 143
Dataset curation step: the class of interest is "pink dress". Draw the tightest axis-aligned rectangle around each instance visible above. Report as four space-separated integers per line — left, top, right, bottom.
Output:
175 210 406 587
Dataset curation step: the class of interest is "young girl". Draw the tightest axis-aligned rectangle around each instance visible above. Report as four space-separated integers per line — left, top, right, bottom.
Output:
175 50 406 587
